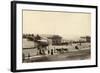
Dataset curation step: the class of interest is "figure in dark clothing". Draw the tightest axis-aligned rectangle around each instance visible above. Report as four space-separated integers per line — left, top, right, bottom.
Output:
75 46 79 50
51 49 53 55
48 50 50 55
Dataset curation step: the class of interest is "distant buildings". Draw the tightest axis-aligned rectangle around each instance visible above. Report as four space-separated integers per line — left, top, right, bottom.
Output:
80 36 91 42
47 35 62 45
23 34 91 48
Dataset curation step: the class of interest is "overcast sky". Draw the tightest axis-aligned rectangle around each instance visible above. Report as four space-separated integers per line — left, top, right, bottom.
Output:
23 10 91 39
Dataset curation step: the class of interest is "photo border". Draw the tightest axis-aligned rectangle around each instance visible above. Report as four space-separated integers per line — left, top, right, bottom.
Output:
11 1 98 72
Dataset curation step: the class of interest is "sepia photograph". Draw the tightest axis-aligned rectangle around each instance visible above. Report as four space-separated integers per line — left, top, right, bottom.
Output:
22 10 91 63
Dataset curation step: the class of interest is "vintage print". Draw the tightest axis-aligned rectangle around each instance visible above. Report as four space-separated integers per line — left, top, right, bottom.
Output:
22 10 91 63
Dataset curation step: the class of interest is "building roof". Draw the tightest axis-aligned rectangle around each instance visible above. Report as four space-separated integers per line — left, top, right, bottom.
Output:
47 35 62 39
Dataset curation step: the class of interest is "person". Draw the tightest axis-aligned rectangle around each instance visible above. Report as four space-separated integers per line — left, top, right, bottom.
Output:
48 50 50 55
75 45 79 50
51 49 53 55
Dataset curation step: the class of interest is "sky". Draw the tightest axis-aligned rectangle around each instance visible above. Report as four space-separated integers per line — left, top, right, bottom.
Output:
23 10 91 39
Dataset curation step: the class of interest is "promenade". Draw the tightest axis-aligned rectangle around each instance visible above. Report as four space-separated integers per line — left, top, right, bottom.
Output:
23 48 90 63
